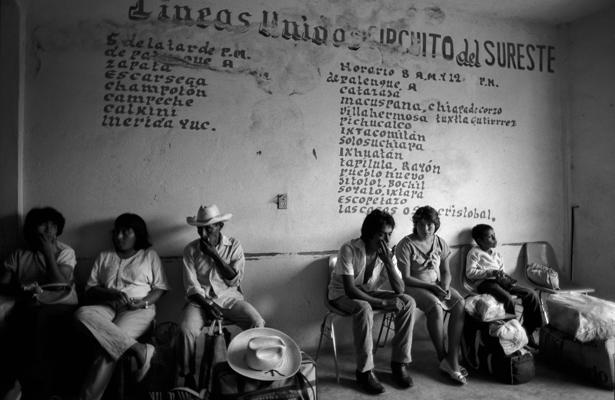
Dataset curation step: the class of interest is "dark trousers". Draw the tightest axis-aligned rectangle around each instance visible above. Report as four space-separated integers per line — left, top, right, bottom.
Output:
476 281 542 333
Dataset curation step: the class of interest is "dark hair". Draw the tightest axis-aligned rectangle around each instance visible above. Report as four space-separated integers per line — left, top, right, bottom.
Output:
23 207 66 247
361 209 395 240
471 224 493 242
411 206 440 234
114 213 151 250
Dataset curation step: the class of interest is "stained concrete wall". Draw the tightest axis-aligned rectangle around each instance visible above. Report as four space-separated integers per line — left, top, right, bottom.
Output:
567 6 615 300
6 0 571 348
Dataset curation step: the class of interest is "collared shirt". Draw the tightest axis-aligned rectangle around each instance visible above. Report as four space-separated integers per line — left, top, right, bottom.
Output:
328 238 400 301
465 246 504 288
396 234 450 284
3 241 76 286
182 235 244 308
86 248 169 299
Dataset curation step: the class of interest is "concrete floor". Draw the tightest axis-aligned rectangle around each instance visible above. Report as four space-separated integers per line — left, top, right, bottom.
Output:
313 339 613 400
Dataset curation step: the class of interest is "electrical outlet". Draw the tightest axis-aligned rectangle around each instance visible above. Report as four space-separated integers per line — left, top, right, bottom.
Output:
277 194 288 209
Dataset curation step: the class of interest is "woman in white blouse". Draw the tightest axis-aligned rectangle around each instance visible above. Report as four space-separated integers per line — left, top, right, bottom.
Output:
75 213 169 400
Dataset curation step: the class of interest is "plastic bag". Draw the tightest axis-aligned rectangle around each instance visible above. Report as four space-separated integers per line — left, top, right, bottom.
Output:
547 293 615 342
465 294 506 322
526 263 559 290
489 319 528 355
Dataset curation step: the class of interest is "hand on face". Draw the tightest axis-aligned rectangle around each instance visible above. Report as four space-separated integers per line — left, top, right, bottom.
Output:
199 235 217 256
377 239 392 261
36 221 58 254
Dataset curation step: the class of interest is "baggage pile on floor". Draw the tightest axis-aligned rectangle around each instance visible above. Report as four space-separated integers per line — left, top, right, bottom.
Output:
540 293 615 389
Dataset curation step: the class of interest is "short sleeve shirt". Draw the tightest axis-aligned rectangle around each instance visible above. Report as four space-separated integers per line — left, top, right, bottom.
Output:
3 241 76 286
86 248 169 299
395 234 450 284
327 238 400 301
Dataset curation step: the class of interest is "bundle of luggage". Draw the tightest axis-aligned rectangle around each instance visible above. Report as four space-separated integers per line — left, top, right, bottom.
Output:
462 294 535 385
540 293 615 389
148 324 317 400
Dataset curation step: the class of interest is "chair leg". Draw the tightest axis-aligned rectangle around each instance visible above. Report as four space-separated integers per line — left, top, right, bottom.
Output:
316 314 341 383
315 315 329 361
375 313 387 352
538 291 549 325
330 323 340 384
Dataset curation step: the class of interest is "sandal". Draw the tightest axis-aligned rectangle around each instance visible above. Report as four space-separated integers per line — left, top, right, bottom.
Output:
439 359 467 385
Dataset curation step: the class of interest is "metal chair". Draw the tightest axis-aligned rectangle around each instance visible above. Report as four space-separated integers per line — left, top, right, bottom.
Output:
315 255 394 383
522 241 595 324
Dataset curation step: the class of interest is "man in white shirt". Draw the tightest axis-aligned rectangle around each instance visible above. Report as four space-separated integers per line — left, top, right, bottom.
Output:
328 209 416 394
178 204 264 387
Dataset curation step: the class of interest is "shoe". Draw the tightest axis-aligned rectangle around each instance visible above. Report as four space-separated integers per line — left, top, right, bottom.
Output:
355 369 385 395
136 343 156 382
439 359 467 385
391 362 413 388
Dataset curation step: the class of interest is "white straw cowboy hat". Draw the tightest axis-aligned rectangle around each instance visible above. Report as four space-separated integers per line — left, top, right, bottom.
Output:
227 327 301 381
186 205 232 227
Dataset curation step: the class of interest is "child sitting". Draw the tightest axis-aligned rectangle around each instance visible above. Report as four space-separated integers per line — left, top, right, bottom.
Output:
466 224 542 348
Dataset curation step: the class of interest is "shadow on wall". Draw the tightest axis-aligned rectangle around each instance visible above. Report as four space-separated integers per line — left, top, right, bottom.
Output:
73 218 115 258
0 213 20 261
248 255 331 351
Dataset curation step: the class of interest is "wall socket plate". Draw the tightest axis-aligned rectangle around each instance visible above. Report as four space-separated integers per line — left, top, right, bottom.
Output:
277 193 288 209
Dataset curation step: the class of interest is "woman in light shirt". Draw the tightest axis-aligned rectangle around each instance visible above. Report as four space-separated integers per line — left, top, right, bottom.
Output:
395 206 467 385
75 213 169 400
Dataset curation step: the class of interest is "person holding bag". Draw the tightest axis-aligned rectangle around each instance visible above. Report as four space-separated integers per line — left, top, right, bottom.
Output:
0 206 78 399
75 213 169 400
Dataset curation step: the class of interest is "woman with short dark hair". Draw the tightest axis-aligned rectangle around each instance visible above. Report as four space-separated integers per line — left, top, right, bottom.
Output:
75 213 169 400
0 206 77 399
396 206 467 384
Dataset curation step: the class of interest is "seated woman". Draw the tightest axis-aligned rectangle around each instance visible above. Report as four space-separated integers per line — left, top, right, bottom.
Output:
0 207 78 399
75 213 169 400
395 206 467 384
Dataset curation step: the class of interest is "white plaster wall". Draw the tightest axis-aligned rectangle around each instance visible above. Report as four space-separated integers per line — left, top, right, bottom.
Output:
567 6 615 300
18 0 569 346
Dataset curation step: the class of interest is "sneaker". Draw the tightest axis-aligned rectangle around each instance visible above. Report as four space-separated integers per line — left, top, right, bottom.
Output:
355 369 385 395
390 362 414 388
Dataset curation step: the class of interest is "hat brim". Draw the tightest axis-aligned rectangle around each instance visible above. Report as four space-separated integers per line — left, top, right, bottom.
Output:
227 328 301 381
186 213 232 226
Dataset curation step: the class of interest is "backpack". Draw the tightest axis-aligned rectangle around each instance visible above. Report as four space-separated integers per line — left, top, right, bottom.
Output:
462 314 535 384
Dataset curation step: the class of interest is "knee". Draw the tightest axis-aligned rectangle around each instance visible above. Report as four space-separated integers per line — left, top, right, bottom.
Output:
427 304 444 321
398 294 416 312
74 306 93 324
179 320 202 339
352 300 373 319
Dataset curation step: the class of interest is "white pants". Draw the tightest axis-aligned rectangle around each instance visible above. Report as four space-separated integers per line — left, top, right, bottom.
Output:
75 305 155 400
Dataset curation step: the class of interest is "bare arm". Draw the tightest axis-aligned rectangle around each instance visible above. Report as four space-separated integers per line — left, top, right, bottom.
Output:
40 234 71 283
128 287 167 310
439 254 452 291
378 241 404 294
0 268 18 296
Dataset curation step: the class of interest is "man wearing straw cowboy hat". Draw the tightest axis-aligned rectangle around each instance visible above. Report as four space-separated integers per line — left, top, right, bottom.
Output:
179 204 265 387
